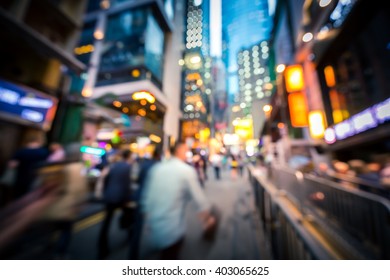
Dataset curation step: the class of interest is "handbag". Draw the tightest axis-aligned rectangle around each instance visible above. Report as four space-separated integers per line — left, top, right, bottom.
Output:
202 205 220 241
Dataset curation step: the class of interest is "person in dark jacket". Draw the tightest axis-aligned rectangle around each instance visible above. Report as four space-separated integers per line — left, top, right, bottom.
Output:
9 131 50 199
97 150 132 259
129 150 161 259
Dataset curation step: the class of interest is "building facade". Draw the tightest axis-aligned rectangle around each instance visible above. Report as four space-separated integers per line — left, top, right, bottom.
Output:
180 0 212 147
222 0 273 104
0 0 88 171
267 0 390 165
78 0 183 154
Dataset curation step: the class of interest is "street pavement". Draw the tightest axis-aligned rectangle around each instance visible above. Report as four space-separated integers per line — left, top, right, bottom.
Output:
67 166 271 260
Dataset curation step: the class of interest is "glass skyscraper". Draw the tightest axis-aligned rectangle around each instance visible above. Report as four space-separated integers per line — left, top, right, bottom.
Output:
222 0 272 102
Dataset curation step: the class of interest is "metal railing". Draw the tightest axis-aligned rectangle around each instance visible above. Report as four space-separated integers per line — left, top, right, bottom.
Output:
248 166 333 259
269 165 390 259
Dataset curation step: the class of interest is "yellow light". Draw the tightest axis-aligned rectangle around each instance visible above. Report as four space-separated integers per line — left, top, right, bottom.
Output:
196 101 203 108
324 65 336 87
74 44 94 55
105 143 112 150
140 99 147 106
288 92 308 127
130 143 138 150
263 105 272 113
150 104 156 111
94 30 104 40
132 91 155 103
138 109 146 116
178 59 185 66
309 111 326 138
149 134 161 143
122 107 129 113
276 64 286 73
82 88 92 97
284 65 305 93
196 79 203 86
113 101 122 108
131 69 140 78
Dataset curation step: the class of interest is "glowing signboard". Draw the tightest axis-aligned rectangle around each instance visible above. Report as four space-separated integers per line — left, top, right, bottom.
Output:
80 146 106 156
0 80 57 130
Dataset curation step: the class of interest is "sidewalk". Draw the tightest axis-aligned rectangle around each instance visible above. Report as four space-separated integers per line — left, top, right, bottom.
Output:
179 168 271 259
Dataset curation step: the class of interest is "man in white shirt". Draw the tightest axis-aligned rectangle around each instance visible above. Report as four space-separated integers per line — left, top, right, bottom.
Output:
141 142 215 259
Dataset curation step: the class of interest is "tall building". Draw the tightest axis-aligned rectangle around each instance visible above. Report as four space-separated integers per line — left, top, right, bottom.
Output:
78 0 183 154
0 0 88 171
180 0 212 146
222 0 273 103
237 41 272 108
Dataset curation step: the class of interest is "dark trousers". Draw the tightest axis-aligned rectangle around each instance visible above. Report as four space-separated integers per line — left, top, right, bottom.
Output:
128 210 143 260
98 203 121 259
213 166 221 180
160 237 184 260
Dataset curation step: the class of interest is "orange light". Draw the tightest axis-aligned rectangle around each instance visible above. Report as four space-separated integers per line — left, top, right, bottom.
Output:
277 122 285 129
138 109 146 116
284 65 304 93
122 107 129 113
186 73 201 80
132 69 140 78
288 92 308 127
309 111 326 138
150 104 156 111
324 65 336 87
140 99 147 106
113 101 122 107
74 44 94 55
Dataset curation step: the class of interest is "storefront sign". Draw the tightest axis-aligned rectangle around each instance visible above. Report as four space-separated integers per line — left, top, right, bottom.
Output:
0 80 57 130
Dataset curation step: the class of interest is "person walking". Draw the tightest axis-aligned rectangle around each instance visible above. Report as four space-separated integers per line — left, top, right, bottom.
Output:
210 152 222 180
141 142 215 259
97 150 132 259
128 150 161 259
8 131 50 199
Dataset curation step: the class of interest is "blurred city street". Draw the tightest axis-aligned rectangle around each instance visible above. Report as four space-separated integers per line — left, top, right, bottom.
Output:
0 0 390 260
65 168 269 260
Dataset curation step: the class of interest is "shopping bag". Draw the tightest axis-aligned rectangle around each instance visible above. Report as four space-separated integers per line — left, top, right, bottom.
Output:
202 205 220 242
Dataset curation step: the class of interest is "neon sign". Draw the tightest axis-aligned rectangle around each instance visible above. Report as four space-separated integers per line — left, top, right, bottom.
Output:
326 97 390 143
0 80 57 129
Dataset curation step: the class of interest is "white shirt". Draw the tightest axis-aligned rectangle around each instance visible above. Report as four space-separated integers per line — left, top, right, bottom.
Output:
141 157 210 249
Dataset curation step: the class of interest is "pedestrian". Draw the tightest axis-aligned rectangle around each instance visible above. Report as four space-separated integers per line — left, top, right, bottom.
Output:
129 150 161 259
237 154 244 177
193 153 206 187
141 142 216 259
96 150 132 259
230 155 238 180
8 130 50 199
210 152 222 180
